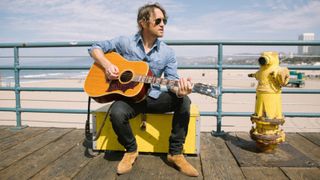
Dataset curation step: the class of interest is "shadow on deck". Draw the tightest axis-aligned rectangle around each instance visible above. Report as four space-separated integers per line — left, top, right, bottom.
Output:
0 126 319 179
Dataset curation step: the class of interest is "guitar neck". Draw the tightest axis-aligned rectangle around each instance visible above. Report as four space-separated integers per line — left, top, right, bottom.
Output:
132 75 219 98
133 74 180 89
132 73 218 98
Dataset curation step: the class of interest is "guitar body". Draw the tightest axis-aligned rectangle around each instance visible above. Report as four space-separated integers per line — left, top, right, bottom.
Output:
84 52 151 103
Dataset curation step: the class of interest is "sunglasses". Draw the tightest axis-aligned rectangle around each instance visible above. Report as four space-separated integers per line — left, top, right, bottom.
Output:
154 18 167 25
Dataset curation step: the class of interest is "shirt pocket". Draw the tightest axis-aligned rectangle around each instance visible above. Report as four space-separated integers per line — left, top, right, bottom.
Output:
149 60 165 76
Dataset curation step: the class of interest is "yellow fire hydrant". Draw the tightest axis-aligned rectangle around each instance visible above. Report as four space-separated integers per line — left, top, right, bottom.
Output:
248 51 290 153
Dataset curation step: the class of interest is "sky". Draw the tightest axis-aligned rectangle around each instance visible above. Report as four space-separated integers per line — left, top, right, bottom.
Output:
0 0 320 56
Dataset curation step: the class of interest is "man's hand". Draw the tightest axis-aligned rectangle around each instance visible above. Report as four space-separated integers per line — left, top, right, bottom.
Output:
177 77 193 97
105 63 119 80
90 48 119 80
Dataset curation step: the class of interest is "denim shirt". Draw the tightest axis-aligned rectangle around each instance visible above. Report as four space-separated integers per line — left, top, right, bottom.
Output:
88 33 179 99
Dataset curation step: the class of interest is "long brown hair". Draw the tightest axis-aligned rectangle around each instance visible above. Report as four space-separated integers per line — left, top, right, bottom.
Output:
137 3 167 31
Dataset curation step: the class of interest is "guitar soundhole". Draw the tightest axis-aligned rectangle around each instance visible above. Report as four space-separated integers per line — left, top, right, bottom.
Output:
120 70 133 83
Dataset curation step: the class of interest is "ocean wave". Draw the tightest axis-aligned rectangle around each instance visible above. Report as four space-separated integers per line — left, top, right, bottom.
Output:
21 72 65 78
1 71 88 83
22 74 48 78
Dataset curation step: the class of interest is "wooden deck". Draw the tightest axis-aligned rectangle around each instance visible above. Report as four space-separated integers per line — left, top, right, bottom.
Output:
0 126 319 180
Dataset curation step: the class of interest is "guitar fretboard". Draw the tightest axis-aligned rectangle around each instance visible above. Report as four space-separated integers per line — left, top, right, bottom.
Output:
131 73 218 98
133 75 179 88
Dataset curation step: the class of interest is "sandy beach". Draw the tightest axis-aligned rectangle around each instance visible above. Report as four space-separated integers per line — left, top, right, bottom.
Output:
1 69 320 132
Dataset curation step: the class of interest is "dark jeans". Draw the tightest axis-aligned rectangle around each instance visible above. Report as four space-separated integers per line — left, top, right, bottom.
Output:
109 91 191 155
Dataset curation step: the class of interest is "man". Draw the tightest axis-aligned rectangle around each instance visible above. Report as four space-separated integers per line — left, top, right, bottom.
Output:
88 3 199 177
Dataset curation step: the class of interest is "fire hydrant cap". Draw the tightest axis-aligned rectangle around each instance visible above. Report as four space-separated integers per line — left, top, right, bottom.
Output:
260 51 279 67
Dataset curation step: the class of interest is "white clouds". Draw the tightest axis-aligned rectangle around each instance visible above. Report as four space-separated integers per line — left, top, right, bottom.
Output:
251 0 305 11
0 0 319 43
0 0 142 41
167 0 320 40
255 0 320 31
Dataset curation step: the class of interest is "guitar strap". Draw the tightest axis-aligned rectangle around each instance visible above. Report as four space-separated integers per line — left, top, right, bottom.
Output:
85 97 92 141
94 106 113 141
85 97 114 142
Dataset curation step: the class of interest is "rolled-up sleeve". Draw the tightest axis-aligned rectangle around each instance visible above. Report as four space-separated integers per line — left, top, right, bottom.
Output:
88 40 114 55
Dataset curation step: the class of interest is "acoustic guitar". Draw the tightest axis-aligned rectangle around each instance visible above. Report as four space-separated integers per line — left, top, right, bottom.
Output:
84 52 218 103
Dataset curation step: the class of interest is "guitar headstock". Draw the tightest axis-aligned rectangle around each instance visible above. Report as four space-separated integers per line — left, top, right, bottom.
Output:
192 83 219 98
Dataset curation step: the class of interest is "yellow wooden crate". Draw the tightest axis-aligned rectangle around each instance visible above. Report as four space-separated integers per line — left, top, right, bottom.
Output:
92 104 200 154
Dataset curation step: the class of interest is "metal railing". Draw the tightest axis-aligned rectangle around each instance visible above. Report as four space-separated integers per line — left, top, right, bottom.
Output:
1 40 320 135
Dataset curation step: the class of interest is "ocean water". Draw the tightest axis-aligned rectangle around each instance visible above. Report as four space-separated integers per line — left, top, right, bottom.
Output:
0 55 213 85
0 56 92 85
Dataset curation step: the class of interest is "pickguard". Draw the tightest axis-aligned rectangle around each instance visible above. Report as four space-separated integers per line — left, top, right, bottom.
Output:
107 80 139 93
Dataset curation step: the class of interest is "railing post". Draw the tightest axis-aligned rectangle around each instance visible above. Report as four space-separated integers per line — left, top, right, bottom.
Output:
12 47 27 130
212 44 225 136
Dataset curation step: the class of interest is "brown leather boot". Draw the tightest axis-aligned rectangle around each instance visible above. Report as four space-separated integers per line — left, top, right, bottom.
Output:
167 154 199 177
117 151 138 174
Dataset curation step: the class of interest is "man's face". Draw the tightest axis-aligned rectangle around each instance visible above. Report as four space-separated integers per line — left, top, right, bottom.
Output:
146 8 166 38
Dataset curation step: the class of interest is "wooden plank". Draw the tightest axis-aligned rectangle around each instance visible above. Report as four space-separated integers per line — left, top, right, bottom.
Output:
72 151 119 180
286 133 320 166
241 167 289 180
0 127 20 140
0 127 49 152
281 167 320 180
298 132 320 146
30 140 92 179
0 132 14 141
0 125 14 130
0 128 71 171
226 132 317 167
200 132 245 180
0 129 84 180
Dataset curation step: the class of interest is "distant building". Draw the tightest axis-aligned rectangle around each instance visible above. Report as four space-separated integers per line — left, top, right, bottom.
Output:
310 46 320 55
298 33 315 55
288 52 294 58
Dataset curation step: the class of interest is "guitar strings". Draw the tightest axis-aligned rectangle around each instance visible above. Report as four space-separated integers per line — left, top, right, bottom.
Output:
119 72 181 86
